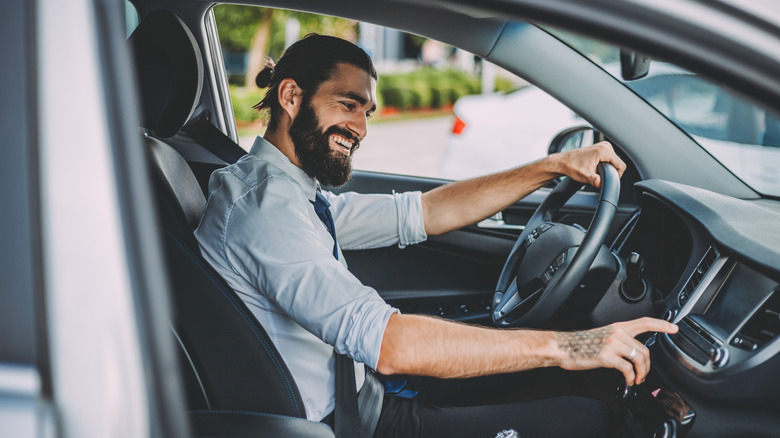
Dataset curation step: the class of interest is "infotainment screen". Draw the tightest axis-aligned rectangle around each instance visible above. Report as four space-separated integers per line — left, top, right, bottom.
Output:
703 263 778 335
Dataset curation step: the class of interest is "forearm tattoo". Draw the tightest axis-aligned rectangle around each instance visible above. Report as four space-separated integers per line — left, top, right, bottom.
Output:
557 327 612 360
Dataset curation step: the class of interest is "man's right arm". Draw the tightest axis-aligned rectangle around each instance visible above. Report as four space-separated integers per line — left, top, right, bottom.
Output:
376 314 677 386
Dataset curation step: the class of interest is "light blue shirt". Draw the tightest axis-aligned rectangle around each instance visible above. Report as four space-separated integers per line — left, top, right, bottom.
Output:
194 137 427 421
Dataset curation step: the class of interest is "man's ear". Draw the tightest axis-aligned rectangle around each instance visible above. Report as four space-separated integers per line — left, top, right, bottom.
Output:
278 78 302 121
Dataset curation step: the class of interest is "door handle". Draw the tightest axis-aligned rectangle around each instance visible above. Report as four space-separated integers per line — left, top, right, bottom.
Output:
477 213 525 231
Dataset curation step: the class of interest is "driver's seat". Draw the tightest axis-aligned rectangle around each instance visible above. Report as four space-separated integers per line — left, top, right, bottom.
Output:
130 10 333 437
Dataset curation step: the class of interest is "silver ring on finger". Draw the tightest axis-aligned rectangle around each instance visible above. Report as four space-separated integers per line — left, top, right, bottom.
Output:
628 347 637 360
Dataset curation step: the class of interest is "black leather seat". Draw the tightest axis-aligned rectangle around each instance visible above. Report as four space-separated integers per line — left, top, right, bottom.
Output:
129 10 333 437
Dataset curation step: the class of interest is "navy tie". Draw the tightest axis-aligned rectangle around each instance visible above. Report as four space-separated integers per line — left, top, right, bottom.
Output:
311 190 339 259
311 190 359 434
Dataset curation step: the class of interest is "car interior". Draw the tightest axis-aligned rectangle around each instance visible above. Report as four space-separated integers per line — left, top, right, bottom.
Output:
121 1 780 437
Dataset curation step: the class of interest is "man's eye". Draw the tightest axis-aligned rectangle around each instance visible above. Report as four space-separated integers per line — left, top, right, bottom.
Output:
366 112 374 120
342 102 356 111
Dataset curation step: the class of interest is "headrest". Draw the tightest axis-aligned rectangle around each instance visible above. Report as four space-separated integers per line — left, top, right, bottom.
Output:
129 10 203 138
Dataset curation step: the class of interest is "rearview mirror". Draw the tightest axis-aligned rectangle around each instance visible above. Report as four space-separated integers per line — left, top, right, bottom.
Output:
620 48 651 81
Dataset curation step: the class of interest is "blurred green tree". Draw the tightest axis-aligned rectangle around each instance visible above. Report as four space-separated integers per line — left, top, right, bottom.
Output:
213 5 358 89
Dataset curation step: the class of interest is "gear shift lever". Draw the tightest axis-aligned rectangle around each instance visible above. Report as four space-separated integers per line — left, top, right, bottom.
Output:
621 252 647 302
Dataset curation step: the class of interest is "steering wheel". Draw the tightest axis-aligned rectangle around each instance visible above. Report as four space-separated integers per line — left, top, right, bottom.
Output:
491 163 620 327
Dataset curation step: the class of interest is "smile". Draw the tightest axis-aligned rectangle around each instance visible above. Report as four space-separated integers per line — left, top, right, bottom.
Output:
330 134 354 156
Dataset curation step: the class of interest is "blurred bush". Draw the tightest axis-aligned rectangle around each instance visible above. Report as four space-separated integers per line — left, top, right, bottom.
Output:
377 68 517 112
228 68 521 124
229 85 267 124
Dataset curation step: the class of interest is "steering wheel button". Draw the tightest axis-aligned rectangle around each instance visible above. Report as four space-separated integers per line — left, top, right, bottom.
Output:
554 253 566 267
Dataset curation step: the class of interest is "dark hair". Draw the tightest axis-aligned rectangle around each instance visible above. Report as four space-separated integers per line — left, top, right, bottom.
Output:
253 34 377 131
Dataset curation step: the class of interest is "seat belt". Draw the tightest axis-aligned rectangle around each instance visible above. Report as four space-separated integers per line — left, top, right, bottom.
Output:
335 357 384 438
357 369 385 437
182 114 247 164
335 354 360 438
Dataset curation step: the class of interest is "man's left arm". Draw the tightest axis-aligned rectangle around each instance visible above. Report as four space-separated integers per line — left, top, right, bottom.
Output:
421 142 627 236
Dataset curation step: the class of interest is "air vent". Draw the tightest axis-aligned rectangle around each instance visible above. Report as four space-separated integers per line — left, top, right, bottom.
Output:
679 247 720 305
732 289 780 351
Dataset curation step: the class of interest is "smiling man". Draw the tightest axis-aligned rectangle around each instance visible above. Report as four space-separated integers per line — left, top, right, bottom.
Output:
194 34 677 438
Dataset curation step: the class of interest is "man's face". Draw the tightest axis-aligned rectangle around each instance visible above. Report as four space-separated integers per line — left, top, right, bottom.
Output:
289 63 376 187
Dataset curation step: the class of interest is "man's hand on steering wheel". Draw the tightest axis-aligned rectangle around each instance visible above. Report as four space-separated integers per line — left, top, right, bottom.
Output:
554 317 678 386
549 141 627 188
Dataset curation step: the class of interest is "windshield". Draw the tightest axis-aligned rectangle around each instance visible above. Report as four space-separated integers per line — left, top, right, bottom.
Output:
547 28 780 197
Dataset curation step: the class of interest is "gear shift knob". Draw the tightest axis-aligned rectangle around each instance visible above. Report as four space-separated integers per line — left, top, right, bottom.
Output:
621 252 647 301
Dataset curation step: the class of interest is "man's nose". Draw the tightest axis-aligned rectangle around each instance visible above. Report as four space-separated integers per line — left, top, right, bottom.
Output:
347 112 367 140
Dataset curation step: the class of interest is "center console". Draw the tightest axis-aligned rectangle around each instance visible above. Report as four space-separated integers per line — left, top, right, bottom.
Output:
619 245 780 437
664 256 780 381
618 371 695 438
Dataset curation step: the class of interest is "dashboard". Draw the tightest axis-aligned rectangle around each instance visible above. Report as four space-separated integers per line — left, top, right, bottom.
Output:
616 180 780 437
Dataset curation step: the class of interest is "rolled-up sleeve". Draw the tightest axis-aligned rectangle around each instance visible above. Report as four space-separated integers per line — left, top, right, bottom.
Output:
393 190 427 248
219 175 397 369
325 190 427 250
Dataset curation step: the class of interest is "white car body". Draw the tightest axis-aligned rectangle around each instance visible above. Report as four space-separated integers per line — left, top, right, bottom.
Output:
441 86 582 179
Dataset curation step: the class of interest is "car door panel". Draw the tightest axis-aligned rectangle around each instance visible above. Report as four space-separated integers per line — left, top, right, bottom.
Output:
343 244 502 323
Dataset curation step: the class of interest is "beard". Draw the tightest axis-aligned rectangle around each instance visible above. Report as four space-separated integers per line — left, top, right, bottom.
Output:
289 99 360 187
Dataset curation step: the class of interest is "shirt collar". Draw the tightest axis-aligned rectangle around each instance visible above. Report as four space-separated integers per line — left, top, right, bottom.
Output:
249 136 319 202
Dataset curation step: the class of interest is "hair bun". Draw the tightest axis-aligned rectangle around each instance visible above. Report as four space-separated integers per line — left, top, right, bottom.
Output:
255 58 276 88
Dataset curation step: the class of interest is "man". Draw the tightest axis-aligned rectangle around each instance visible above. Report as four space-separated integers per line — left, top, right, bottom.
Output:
195 34 677 437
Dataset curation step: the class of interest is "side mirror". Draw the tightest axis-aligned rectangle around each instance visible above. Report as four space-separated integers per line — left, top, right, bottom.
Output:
548 127 612 191
548 126 599 155
620 48 651 81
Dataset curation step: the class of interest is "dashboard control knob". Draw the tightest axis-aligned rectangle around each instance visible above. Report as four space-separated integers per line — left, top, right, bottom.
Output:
710 347 729 368
654 419 678 438
621 252 647 302
663 309 678 322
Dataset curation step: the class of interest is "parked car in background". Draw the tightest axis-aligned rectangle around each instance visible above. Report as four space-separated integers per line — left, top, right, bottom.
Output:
441 81 583 179
442 62 780 195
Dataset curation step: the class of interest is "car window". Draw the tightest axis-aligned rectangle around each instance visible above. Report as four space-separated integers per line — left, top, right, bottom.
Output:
212 6 577 180
546 27 780 197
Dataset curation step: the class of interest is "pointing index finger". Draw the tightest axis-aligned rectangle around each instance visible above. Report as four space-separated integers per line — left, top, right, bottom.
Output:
626 317 678 337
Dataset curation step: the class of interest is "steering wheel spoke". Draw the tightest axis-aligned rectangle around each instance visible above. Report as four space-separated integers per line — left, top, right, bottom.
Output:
493 280 520 320
493 279 546 325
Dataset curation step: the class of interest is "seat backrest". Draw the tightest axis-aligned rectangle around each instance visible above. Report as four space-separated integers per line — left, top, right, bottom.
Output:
129 10 306 418
147 138 206 229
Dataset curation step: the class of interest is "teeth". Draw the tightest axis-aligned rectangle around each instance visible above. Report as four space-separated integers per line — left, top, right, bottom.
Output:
332 135 352 150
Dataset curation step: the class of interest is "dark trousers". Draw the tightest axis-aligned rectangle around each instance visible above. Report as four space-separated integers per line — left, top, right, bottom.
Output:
373 368 621 438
